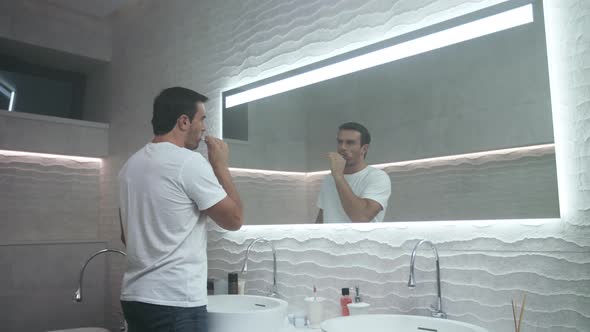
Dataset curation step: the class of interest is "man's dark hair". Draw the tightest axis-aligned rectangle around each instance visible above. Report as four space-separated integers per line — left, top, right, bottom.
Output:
339 122 371 146
152 87 208 135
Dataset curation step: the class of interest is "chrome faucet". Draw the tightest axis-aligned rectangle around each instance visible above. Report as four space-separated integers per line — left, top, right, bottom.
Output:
408 240 446 319
240 238 279 297
73 249 127 303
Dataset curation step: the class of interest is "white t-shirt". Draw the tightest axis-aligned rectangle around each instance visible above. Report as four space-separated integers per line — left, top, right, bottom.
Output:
118 142 227 307
317 166 391 223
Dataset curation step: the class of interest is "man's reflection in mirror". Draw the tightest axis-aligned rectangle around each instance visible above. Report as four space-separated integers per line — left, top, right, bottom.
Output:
316 122 391 223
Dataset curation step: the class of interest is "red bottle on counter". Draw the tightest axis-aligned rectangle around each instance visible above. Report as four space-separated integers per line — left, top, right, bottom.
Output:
340 287 352 316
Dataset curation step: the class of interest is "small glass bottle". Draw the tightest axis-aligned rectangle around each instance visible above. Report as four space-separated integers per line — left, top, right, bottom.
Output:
207 278 215 295
228 272 239 295
340 287 352 316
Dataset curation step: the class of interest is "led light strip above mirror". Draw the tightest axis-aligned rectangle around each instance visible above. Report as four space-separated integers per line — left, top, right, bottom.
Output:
224 1 534 109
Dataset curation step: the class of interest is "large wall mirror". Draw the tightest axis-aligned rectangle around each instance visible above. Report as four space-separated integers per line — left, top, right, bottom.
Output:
222 0 559 225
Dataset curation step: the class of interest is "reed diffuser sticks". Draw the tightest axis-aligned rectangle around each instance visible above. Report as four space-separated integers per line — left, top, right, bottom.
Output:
512 293 527 332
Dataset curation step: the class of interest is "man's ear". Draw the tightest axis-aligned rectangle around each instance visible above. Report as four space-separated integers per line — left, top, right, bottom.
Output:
361 144 369 158
177 114 190 130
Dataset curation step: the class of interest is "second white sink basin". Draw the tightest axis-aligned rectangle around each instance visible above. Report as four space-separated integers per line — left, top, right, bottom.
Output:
321 314 488 332
208 295 288 332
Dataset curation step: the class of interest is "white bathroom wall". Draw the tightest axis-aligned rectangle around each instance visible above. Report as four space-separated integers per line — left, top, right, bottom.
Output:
81 0 590 331
0 149 108 331
0 0 111 62
228 88 309 172
0 241 109 331
234 171 313 225
0 151 101 242
0 110 109 158
0 4 115 327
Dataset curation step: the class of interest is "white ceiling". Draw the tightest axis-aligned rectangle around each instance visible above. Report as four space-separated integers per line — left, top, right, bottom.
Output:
46 0 134 18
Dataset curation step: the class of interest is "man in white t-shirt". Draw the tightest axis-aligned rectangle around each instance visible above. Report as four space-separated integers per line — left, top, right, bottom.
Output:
316 122 391 223
118 87 243 332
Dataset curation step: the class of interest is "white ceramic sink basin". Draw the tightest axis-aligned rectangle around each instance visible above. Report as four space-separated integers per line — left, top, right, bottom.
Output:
208 295 288 332
321 314 488 332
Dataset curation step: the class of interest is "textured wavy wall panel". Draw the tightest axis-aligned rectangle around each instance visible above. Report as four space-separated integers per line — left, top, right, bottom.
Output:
208 221 590 331
84 0 590 331
0 151 107 330
233 172 314 225
0 152 101 242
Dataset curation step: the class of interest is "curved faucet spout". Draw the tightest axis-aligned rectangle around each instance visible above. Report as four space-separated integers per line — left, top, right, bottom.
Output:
241 238 278 297
408 240 446 319
74 249 126 303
